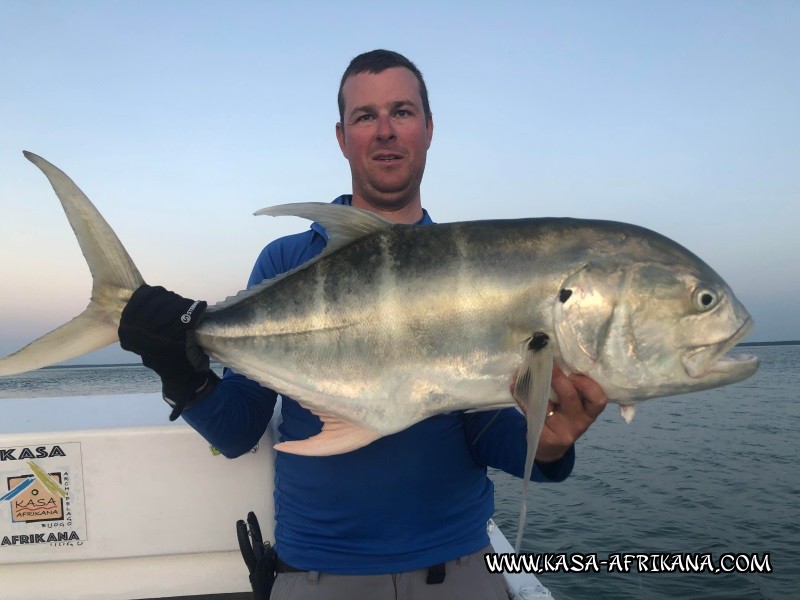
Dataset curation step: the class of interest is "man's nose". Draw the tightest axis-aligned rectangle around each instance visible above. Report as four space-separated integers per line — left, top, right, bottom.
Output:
375 114 396 141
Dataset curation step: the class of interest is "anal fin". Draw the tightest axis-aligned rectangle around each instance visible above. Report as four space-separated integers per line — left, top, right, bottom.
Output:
274 411 381 456
514 332 553 552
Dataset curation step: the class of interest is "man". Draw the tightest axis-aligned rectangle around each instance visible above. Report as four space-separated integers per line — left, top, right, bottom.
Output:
118 50 607 599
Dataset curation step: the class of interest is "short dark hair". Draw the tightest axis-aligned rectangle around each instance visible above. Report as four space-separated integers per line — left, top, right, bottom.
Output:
337 49 432 125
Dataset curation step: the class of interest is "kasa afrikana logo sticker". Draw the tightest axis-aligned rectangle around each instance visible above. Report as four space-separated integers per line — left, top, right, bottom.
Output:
0 443 87 548
2 460 68 523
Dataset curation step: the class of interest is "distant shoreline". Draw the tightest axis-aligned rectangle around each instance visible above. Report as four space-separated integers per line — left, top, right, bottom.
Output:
33 343 798 370
39 361 226 370
737 340 800 347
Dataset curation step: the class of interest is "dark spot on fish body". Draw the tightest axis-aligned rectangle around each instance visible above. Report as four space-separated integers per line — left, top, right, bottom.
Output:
559 289 573 303
527 332 549 351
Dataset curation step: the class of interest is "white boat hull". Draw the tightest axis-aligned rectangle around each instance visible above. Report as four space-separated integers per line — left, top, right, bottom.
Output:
0 393 550 599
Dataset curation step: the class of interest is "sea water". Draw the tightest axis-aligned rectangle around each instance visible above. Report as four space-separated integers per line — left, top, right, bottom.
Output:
1 347 797 599
492 344 799 599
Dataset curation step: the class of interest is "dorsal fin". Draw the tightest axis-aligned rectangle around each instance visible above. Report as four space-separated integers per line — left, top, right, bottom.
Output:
209 203 395 312
255 202 394 254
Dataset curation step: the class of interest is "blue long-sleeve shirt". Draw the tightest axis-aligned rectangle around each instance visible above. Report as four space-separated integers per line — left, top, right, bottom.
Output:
182 195 575 574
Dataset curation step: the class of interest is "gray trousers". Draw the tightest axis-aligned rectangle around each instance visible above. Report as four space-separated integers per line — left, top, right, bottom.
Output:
270 545 509 600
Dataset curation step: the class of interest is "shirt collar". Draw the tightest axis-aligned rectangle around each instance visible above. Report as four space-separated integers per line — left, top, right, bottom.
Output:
311 195 434 240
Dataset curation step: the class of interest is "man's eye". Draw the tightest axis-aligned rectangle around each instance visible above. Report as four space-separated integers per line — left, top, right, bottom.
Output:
395 110 409 117
355 114 373 122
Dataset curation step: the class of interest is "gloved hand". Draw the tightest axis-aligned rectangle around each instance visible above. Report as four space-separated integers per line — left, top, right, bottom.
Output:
119 284 219 420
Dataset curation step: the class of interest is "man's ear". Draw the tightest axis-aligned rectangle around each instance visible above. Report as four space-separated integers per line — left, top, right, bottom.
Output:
336 121 348 158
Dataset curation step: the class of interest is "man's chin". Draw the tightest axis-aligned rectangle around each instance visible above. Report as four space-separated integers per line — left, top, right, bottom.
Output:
359 197 413 212
361 182 417 208
353 191 420 216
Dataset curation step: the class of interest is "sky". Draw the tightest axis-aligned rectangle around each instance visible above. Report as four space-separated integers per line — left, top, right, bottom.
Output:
0 1 797 365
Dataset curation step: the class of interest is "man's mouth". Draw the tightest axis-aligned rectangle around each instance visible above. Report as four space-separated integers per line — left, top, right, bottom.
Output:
373 153 404 162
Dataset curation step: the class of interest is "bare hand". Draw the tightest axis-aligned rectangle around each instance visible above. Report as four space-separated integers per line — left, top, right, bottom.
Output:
512 364 607 463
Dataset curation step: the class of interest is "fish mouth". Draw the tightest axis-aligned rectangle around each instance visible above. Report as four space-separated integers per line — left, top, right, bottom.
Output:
682 319 760 382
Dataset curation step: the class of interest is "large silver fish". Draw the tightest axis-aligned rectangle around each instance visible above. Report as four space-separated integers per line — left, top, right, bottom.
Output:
0 153 759 550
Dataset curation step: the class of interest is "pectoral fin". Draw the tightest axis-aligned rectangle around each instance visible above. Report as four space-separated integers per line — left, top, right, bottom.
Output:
514 332 554 552
274 410 381 456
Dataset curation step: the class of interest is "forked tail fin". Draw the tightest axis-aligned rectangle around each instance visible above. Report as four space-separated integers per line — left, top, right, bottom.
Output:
0 152 144 376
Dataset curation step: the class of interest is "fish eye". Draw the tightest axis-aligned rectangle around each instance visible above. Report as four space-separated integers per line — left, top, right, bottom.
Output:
692 287 719 312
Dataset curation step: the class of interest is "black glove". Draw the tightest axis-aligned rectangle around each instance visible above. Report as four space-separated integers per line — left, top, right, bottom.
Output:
119 284 218 420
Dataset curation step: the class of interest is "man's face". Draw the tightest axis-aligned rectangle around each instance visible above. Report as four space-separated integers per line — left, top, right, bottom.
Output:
336 67 433 216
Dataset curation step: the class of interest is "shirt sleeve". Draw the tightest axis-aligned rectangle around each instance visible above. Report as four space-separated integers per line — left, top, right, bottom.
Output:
463 408 575 482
